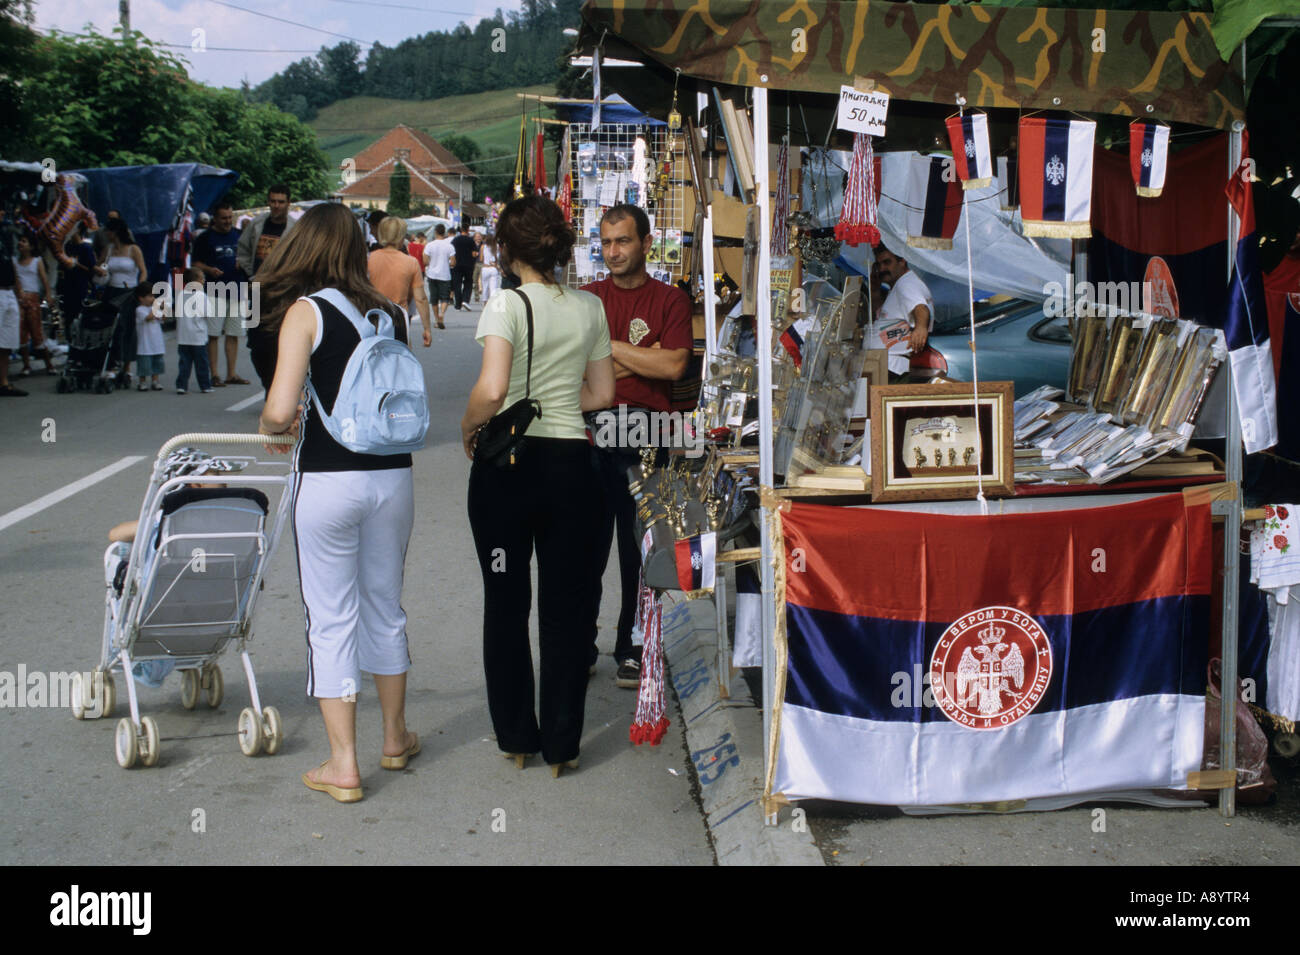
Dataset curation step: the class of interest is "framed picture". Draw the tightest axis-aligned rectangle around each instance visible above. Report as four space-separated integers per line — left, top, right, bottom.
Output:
848 349 889 435
870 381 1015 502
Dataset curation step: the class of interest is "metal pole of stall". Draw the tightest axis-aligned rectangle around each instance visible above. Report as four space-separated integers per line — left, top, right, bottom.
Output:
753 87 777 815
697 91 729 697
699 92 720 363
1218 111 1246 818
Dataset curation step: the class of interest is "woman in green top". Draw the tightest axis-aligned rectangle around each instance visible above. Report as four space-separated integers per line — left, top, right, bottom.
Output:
462 196 615 777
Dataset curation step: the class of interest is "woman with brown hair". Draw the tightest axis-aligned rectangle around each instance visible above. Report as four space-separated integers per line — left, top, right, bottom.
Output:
461 195 615 777
258 202 420 803
368 216 433 347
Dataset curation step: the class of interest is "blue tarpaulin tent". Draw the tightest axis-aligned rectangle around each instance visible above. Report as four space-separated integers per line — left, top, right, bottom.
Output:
69 163 239 283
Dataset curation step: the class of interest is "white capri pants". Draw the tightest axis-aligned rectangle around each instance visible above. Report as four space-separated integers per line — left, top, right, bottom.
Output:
0 289 19 351
480 266 501 303
291 467 415 698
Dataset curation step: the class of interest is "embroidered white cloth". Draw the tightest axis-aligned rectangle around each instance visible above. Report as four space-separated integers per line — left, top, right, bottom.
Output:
1250 504 1300 601
1250 504 1300 720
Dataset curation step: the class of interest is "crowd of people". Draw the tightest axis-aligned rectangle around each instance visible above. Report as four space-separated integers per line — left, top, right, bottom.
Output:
6 183 695 800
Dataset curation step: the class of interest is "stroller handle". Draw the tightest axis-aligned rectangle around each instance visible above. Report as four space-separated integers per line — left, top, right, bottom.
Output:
155 432 295 463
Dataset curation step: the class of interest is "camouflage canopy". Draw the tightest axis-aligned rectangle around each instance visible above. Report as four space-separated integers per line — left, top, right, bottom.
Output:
580 0 1244 130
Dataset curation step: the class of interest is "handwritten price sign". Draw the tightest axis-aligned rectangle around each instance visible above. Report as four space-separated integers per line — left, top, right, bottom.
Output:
837 85 889 136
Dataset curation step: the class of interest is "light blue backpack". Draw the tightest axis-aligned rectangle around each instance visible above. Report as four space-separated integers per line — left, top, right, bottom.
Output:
305 288 429 455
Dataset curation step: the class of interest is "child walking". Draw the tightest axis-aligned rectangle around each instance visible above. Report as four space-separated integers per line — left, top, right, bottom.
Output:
133 282 165 391
175 268 213 394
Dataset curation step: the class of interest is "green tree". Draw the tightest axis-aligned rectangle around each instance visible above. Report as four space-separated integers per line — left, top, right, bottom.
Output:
5 27 329 204
388 160 411 215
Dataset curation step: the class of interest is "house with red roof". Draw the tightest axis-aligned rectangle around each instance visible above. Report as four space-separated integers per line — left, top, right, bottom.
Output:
338 124 476 216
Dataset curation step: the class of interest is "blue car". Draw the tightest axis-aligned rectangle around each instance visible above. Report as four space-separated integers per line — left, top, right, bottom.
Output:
927 298 1071 398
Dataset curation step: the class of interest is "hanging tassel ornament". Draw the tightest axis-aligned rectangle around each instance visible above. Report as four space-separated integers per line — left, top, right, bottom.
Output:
629 579 670 746
556 124 573 223
772 136 790 254
834 132 880 247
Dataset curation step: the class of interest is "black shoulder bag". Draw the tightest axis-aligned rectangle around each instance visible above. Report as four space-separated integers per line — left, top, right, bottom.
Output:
473 287 543 469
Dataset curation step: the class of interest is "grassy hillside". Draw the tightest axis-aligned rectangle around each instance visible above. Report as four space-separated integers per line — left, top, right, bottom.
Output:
312 85 558 196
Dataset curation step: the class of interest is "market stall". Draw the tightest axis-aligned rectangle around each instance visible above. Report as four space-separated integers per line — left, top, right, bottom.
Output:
575 0 1291 818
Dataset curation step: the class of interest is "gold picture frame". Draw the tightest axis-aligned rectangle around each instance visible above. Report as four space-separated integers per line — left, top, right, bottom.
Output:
870 381 1015 502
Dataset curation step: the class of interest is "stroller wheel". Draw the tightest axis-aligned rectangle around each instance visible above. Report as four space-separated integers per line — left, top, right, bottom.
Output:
262 706 284 755
56 377 70 394
114 718 138 769
203 664 224 708
180 669 200 710
139 716 161 767
237 707 263 756
70 672 87 720
98 670 116 718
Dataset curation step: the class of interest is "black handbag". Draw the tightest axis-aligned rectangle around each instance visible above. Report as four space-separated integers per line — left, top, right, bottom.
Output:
473 287 542 469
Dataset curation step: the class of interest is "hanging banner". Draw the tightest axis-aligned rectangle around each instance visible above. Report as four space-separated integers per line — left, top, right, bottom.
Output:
1130 121 1170 198
1018 115 1096 238
772 492 1211 806
904 154 962 250
944 112 993 190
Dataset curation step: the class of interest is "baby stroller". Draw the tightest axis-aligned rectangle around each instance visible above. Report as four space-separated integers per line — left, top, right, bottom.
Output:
56 296 121 394
72 434 294 769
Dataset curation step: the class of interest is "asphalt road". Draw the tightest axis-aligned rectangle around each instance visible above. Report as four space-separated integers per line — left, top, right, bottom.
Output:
0 305 714 866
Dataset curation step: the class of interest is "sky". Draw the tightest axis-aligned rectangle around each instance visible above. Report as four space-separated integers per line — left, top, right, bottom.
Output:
32 0 524 88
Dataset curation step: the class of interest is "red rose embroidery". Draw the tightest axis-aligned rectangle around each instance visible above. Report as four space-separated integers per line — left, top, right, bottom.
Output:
1279 506 1290 520
1265 505 1276 518
1275 535 1290 552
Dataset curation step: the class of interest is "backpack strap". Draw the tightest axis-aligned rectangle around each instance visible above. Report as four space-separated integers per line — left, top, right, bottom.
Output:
311 287 394 340
508 286 535 399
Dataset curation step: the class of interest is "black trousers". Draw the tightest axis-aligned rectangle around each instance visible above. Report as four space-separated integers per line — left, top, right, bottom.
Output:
451 267 474 307
591 445 644 663
467 438 601 763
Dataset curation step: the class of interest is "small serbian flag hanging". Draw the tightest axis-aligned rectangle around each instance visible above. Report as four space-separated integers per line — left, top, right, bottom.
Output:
674 531 717 594
944 113 993 190
1018 114 1096 238
779 324 804 369
905 154 962 250
1129 120 1170 198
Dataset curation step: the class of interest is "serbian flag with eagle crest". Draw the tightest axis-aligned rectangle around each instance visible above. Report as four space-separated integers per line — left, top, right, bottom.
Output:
1018 114 1096 238
944 112 993 190
770 491 1212 806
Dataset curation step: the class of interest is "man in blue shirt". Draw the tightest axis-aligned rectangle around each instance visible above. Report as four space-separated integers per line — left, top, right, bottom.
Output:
191 200 247 386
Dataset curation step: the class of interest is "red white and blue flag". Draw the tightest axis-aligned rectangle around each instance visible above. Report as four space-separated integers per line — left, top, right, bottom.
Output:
779 324 804 369
1130 120 1170 198
904 155 963 250
772 492 1211 806
1089 133 1279 453
1018 115 1096 238
1263 252 1300 463
674 531 716 593
1224 140 1280 454
944 112 993 190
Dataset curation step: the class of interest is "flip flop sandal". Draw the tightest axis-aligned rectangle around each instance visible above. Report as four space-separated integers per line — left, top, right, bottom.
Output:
302 761 363 803
380 733 420 771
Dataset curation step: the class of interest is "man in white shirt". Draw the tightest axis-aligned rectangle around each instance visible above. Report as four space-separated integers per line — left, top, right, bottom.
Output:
422 224 455 329
873 244 934 378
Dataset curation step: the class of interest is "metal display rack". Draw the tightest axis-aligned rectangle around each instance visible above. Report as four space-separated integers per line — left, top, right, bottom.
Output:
565 121 684 287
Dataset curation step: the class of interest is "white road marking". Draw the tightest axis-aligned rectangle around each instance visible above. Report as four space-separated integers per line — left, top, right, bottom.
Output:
0 455 146 532
225 393 263 412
